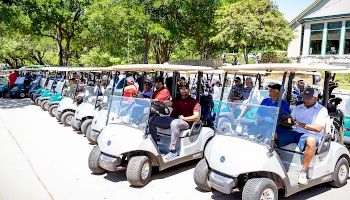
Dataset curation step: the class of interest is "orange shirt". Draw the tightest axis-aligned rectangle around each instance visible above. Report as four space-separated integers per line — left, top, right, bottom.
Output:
123 85 139 97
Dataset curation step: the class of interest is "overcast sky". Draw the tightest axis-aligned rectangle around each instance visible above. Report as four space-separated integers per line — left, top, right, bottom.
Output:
274 0 315 22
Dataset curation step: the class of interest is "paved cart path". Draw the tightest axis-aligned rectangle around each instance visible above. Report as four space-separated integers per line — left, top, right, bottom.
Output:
0 98 349 200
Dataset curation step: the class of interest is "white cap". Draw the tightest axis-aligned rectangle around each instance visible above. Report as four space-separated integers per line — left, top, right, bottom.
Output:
126 76 134 83
102 75 108 80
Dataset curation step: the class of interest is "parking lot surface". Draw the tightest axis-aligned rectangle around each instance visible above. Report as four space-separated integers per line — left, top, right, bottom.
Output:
0 98 349 200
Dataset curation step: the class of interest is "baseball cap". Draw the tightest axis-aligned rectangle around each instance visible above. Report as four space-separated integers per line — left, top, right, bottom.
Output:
126 76 134 83
102 75 108 80
155 77 164 84
301 88 319 99
178 82 189 89
268 83 282 91
297 80 305 85
234 77 241 82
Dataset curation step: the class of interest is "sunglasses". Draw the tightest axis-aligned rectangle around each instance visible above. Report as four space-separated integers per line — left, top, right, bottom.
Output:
234 79 240 82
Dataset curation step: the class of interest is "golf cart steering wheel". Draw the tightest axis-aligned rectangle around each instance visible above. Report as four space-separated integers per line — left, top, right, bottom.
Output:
151 101 170 115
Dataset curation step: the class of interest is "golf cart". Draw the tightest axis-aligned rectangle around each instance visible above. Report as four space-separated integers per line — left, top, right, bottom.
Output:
7 76 32 98
194 63 350 200
88 64 215 187
38 80 66 111
0 77 9 98
71 67 115 132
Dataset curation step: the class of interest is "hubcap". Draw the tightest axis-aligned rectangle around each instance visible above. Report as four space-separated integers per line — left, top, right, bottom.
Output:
260 188 274 200
20 93 25 98
338 164 348 182
44 103 49 110
66 115 73 125
52 108 57 115
141 162 150 180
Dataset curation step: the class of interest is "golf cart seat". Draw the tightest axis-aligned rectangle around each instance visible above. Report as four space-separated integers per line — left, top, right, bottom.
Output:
279 118 333 154
157 121 202 138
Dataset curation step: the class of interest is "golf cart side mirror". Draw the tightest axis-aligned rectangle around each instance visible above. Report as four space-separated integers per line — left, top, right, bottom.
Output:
188 121 202 137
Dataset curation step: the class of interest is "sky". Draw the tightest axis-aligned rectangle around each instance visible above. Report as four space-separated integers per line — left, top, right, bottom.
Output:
274 0 315 22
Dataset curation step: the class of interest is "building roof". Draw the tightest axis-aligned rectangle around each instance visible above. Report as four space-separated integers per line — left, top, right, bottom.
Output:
289 0 350 27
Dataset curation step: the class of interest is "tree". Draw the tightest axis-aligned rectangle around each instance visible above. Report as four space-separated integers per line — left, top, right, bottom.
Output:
19 0 92 66
213 0 293 63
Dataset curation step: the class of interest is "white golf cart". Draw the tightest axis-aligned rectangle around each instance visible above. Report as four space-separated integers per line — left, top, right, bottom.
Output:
71 67 115 132
88 64 216 187
194 63 350 200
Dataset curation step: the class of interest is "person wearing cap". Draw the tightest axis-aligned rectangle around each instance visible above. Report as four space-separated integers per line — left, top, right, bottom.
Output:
228 76 244 102
277 88 329 185
123 76 139 97
293 80 306 105
148 82 201 160
139 81 153 99
152 77 170 102
259 83 290 116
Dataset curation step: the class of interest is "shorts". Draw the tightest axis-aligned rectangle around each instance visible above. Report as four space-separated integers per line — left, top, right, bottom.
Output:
276 128 320 151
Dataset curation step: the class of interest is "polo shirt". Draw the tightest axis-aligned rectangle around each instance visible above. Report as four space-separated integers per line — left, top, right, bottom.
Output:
123 85 139 97
152 87 170 102
291 102 329 136
260 98 290 116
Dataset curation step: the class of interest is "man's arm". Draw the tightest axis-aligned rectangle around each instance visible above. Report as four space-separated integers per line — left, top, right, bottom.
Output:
295 121 324 133
295 107 328 133
179 103 201 122
163 100 173 107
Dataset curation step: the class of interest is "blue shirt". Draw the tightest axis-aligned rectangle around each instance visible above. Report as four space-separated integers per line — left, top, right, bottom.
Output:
259 98 290 117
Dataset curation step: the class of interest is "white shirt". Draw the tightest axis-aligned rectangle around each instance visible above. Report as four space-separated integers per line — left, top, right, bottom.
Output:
291 102 329 136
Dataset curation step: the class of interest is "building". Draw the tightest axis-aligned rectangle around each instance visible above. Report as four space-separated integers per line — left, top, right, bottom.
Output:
288 0 350 66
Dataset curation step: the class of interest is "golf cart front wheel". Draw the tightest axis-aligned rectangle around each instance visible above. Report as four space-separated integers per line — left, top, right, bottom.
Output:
242 178 278 200
36 98 42 106
49 105 58 117
330 157 349 187
88 146 106 174
126 156 152 187
194 158 211 192
81 119 92 136
61 111 74 126
85 124 96 144
40 100 49 111
18 92 26 99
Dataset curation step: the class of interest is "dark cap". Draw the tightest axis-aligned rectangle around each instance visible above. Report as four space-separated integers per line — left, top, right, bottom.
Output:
178 82 189 89
155 77 164 84
268 83 282 91
301 88 319 99
234 77 241 82
297 80 305 85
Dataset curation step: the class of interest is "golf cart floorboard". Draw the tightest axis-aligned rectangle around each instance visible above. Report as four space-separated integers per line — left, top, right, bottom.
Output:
156 152 203 171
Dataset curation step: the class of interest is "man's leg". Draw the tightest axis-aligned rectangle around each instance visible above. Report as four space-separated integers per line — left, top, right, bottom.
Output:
302 137 317 171
148 116 174 142
169 119 189 151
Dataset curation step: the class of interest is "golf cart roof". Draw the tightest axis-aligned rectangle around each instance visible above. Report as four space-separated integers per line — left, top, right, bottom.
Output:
17 66 44 71
41 66 115 72
219 63 348 73
331 69 350 74
110 64 211 72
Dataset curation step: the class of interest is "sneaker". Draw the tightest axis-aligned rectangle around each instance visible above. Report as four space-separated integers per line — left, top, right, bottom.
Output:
298 171 308 185
163 151 178 160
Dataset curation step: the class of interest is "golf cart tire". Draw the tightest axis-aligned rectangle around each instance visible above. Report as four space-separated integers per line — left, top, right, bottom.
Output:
61 111 74 127
88 146 106 174
330 157 349 188
81 119 93 136
194 158 211 192
36 99 42 106
18 92 26 99
35 98 40 106
49 105 58 117
126 156 152 187
40 100 48 111
242 178 278 200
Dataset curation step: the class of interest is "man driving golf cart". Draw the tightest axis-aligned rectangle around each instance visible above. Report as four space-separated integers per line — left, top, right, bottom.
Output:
152 77 171 102
149 82 201 160
276 88 329 185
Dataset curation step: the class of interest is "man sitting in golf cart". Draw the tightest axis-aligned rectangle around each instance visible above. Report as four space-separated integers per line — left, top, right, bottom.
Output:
228 76 244 102
149 82 200 160
260 83 290 115
152 77 170 102
123 76 139 97
277 88 329 185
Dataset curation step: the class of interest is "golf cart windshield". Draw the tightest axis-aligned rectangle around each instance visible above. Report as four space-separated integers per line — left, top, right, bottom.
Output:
0 77 7 85
82 86 99 102
216 102 279 146
65 83 77 98
108 95 151 132
46 80 54 89
40 78 46 87
55 81 65 93
14 77 25 85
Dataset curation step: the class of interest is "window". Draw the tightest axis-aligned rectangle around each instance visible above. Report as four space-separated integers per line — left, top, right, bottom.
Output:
345 21 350 55
326 22 342 55
309 23 324 55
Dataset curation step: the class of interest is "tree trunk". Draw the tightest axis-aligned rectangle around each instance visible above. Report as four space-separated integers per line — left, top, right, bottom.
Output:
153 42 171 64
64 36 71 66
243 47 249 64
56 26 64 66
142 36 150 64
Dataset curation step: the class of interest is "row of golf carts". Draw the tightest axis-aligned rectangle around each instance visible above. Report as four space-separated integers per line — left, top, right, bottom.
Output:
25 63 350 200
